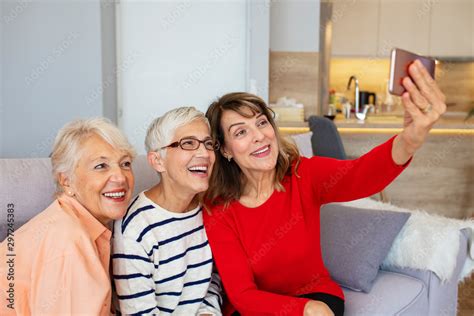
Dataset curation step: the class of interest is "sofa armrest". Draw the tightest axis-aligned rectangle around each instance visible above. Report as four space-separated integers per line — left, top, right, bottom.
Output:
380 228 469 315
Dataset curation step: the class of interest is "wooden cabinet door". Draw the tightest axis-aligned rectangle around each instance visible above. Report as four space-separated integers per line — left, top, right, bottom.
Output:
331 0 379 57
378 0 430 57
430 0 473 57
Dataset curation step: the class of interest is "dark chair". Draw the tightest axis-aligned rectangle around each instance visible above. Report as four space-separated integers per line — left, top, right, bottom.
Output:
308 115 347 160
308 115 388 202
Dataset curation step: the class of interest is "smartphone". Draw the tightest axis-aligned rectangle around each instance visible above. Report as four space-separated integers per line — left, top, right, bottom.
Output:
388 48 436 96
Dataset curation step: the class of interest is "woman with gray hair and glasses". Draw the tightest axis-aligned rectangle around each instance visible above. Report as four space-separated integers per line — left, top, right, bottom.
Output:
112 107 223 315
0 117 136 315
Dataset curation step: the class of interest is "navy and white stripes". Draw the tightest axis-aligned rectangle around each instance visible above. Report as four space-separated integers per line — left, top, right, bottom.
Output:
112 192 222 315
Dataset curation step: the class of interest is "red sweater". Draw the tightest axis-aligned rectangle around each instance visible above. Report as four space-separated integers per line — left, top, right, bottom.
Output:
203 136 410 316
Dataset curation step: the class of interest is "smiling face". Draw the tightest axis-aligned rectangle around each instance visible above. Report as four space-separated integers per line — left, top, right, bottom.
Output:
220 107 279 177
158 119 216 197
61 134 135 226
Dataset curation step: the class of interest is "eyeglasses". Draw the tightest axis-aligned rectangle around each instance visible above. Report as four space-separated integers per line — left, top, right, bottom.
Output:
161 137 220 151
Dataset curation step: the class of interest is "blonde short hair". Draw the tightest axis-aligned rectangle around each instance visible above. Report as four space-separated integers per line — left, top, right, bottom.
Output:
51 117 136 194
145 106 209 157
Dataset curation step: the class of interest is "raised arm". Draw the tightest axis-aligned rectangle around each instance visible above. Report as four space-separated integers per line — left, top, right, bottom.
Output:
311 135 410 205
314 60 446 205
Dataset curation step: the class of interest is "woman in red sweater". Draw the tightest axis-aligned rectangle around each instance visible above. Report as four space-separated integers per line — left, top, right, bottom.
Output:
203 60 446 316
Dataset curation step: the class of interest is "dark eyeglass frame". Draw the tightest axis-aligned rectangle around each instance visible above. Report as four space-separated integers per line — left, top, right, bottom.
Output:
161 137 220 151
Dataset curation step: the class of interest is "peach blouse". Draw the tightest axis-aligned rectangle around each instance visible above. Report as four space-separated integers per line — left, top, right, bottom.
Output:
0 194 112 315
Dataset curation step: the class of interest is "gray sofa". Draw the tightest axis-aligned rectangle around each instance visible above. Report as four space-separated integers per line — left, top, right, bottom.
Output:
0 157 470 315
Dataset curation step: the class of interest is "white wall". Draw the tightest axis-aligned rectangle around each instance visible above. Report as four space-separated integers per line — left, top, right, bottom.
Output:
1 0 268 157
117 0 249 152
270 0 320 52
248 0 270 102
1 0 104 158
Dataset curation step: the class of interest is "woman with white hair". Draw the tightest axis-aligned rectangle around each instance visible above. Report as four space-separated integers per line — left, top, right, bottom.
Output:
112 107 223 315
0 117 136 315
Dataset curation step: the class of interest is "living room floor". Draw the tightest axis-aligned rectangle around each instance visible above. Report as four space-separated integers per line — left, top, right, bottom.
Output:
458 274 474 316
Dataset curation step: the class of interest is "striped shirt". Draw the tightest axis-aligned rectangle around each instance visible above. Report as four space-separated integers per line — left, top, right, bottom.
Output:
112 192 222 315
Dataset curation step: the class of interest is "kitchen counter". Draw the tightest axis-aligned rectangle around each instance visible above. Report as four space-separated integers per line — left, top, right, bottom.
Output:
278 113 474 135
278 113 474 218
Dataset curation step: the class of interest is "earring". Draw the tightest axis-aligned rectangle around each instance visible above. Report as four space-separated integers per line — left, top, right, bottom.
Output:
68 191 74 196
227 156 232 162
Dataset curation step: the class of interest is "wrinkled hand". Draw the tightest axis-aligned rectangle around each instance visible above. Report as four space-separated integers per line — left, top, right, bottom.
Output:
400 59 447 152
303 300 334 316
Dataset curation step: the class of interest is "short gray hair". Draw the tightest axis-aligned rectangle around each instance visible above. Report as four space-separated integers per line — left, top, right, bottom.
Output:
51 117 136 194
145 107 209 156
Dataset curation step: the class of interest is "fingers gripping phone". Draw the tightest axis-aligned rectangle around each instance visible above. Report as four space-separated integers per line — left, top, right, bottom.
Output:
389 48 436 96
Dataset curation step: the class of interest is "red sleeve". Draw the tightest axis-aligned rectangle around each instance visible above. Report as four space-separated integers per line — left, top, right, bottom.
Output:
204 210 309 316
307 135 411 205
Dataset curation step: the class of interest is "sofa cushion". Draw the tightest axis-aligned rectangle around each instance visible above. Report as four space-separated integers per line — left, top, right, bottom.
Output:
0 158 56 240
343 270 428 316
288 132 313 158
320 203 410 292
0 156 157 240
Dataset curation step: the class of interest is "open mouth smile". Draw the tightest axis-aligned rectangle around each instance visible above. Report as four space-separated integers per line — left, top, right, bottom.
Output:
102 190 127 201
188 165 209 176
251 145 271 157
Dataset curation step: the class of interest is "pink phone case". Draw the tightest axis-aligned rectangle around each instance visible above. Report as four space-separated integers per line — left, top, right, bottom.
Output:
389 48 436 96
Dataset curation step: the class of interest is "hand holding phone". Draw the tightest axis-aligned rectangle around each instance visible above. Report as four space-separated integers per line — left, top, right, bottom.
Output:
389 48 436 96
387 47 446 167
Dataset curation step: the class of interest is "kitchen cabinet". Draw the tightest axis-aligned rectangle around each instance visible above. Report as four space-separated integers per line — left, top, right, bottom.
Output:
430 0 473 57
331 0 474 58
378 0 430 56
331 0 379 56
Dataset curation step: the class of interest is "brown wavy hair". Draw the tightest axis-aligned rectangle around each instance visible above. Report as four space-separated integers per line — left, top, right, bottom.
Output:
205 92 300 207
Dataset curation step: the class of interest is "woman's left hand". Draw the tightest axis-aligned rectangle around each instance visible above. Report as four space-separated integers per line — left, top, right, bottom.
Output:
392 59 447 165
401 59 447 149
